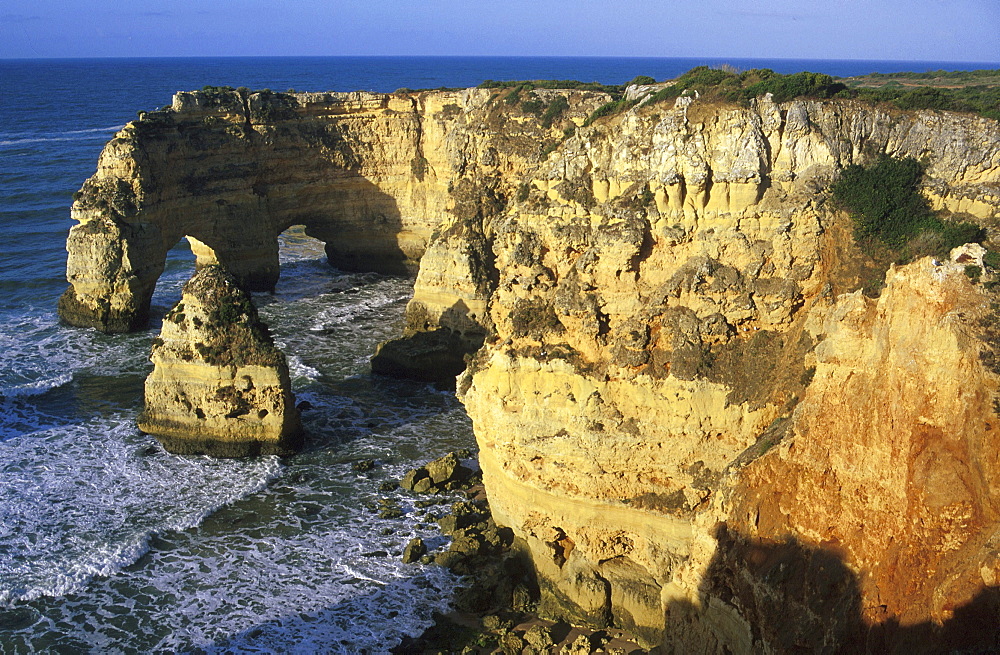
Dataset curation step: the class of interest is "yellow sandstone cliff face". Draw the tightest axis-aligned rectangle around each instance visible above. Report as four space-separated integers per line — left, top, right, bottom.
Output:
463 246 1000 651
138 265 302 457
64 85 1000 650
59 86 608 333
454 99 1000 650
722 247 1000 650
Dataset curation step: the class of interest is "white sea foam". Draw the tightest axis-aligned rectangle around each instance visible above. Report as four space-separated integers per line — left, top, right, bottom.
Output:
0 417 282 606
0 126 123 148
0 248 473 652
0 311 143 384
285 354 322 382
2 435 466 652
307 288 411 331
0 372 72 398
64 125 126 135
0 310 157 444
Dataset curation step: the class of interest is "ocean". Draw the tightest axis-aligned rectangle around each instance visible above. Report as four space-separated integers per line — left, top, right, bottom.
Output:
1 55 997 653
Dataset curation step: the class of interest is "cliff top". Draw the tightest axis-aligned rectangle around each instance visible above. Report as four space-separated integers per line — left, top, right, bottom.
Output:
840 68 1000 89
152 66 1000 126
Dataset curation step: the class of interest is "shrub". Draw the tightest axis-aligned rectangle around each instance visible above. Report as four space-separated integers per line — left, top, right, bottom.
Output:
892 87 953 110
503 86 524 105
833 155 928 247
853 83 1000 119
984 249 1000 271
520 97 544 115
831 155 983 256
639 183 655 206
642 67 847 107
541 95 569 128
736 71 846 103
583 98 638 126
628 75 657 86
643 66 742 105
211 296 250 325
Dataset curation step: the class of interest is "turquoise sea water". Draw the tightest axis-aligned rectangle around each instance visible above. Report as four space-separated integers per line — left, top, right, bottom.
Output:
0 55 997 653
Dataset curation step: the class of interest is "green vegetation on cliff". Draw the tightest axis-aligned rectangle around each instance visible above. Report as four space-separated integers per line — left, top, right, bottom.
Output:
582 98 639 126
647 67 848 105
575 66 1000 124
853 84 1000 120
848 69 1000 84
645 65 1000 118
831 155 983 258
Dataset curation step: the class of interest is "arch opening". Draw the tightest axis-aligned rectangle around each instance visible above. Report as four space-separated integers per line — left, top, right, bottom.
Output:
147 236 197 327
277 225 328 266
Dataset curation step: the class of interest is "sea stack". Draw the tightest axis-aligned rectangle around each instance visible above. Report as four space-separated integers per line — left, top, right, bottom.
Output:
138 265 302 457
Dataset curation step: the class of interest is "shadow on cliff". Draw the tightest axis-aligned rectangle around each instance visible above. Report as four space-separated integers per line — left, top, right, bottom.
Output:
371 299 487 388
665 523 1000 654
288 172 414 278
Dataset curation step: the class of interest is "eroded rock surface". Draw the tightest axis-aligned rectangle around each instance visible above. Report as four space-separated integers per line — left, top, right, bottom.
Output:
138 265 302 457
60 86 608 334
66 83 1000 651
451 99 1000 651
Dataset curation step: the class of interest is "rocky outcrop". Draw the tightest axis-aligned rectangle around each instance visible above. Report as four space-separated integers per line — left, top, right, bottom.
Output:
59 86 608 333
370 328 473 384
138 265 302 457
454 98 1000 651
65 81 1000 651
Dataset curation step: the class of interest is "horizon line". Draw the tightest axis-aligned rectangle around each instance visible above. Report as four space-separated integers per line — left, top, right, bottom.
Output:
3 54 999 67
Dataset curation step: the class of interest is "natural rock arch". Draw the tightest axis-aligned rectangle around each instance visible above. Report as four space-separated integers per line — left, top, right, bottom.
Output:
57 88 468 333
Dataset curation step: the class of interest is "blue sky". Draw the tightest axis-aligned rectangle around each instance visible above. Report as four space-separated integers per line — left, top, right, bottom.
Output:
1 0 997 62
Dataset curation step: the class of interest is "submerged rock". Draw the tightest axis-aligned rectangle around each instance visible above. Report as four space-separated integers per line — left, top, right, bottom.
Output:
371 328 479 385
137 265 302 457
401 537 428 564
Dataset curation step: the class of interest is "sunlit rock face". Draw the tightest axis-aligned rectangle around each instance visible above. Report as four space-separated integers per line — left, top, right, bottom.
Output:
453 99 1000 651
64 82 1000 650
58 86 608 334
138 265 302 457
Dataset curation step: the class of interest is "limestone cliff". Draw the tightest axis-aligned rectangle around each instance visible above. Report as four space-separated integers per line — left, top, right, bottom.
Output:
454 97 1000 651
720 246 1000 651
59 86 607 333
63 83 1000 651
138 265 302 457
